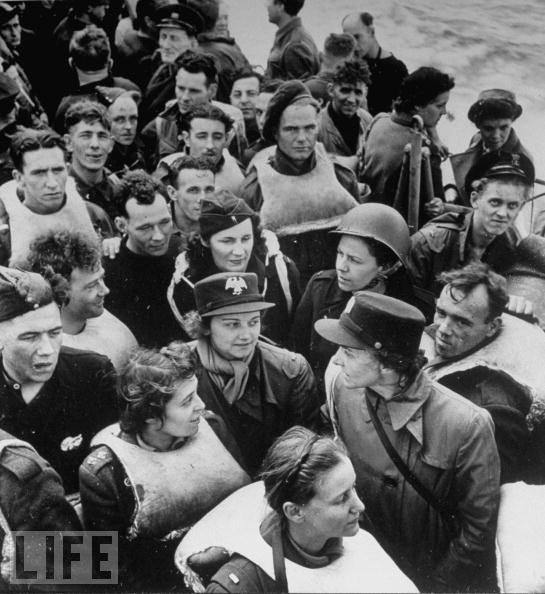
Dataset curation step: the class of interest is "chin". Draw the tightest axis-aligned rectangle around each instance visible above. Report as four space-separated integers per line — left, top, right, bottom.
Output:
343 522 360 537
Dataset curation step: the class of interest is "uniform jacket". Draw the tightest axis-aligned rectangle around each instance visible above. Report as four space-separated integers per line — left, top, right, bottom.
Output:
266 17 320 81
0 431 81 586
408 209 521 295
327 371 500 592
0 348 118 493
194 339 320 477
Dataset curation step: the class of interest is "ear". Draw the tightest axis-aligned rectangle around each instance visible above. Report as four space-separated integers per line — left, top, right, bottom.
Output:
166 184 178 202
115 216 127 235
108 58 113 71
200 236 209 248
470 190 480 209
282 501 305 524
68 57 74 69
64 133 73 153
12 168 21 183
208 82 218 101
486 315 502 338
327 82 334 95
181 130 189 145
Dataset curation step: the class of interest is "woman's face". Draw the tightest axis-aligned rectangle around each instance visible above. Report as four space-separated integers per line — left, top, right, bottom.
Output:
207 218 254 272
336 235 382 293
150 376 205 440
209 311 261 361
299 457 364 540
477 118 513 151
415 90 450 128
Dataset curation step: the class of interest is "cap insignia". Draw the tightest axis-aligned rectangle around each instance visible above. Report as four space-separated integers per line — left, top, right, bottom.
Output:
225 277 247 296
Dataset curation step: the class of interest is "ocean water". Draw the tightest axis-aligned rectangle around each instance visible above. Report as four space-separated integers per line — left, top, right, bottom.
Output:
227 0 545 178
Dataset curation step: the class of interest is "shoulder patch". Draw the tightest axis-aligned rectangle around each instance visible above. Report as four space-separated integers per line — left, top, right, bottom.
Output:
0 446 48 482
82 446 115 474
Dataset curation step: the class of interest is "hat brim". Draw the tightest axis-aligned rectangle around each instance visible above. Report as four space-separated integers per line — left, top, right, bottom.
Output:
314 318 369 350
201 301 275 317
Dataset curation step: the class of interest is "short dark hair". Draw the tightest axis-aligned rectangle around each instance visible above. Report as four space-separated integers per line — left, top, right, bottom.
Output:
331 59 371 87
276 0 305 16
323 33 356 59
64 99 111 134
395 67 455 113
117 169 165 217
118 342 197 434
10 129 66 172
69 25 110 71
23 231 102 306
167 154 215 188
182 103 233 134
438 262 509 322
174 49 218 86
229 68 263 94
260 426 347 516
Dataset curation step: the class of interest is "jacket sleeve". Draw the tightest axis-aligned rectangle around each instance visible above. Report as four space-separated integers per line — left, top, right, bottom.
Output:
285 353 322 428
407 230 435 292
431 410 500 592
333 163 360 200
289 276 315 359
280 43 318 80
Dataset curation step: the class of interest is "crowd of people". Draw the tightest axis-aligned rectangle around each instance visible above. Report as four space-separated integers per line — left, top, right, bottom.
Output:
0 0 544 591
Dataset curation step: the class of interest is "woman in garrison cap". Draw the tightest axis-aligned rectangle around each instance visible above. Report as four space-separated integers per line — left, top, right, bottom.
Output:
168 190 301 346
450 89 533 205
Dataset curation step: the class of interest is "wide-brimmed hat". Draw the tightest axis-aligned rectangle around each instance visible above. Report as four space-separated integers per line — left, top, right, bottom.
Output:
467 89 522 124
155 2 205 36
194 272 274 317
465 151 535 197
315 291 425 358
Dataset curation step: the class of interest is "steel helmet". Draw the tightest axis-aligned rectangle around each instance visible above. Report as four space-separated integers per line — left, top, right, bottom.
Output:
330 203 410 267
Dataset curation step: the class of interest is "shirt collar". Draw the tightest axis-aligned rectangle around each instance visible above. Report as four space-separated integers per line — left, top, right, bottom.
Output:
135 432 187 452
376 372 434 444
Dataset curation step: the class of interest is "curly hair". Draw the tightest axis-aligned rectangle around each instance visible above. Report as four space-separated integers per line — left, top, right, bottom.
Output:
260 426 347 516
69 25 111 71
22 231 102 306
118 341 197 434
64 99 111 134
116 169 166 217
323 33 356 59
468 175 532 201
166 154 215 189
394 67 455 114
10 129 65 172
437 262 509 322
331 59 371 88
181 102 233 134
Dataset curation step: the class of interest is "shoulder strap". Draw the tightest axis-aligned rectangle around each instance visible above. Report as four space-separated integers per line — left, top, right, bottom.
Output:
365 393 457 536
271 524 289 593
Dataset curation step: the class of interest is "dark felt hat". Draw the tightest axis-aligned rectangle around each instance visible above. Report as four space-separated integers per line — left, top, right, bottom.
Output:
199 190 259 240
0 267 54 323
194 272 275 317
155 2 205 36
315 291 425 358
0 72 18 116
467 89 522 124
262 80 315 143
0 2 17 26
465 151 535 197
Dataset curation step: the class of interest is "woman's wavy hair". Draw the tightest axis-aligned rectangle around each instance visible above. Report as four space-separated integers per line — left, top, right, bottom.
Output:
118 342 197 434
185 211 267 280
260 426 347 518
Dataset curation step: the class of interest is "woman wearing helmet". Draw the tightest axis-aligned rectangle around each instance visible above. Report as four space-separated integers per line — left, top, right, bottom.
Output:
290 203 428 392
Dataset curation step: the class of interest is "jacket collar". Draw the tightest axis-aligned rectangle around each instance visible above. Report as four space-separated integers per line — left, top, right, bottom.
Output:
275 16 302 44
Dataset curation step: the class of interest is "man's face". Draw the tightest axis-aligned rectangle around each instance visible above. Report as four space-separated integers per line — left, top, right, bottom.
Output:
330 81 367 117
65 120 113 173
478 118 513 151
275 103 318 164
471 180 526 237
184 117 227 164
433 284 499 359
88 1 109 24
0 14 22 49
16 147 68 214
209 310 261 361
123 194 173 256
415 91 450 128
169 168 215 222
230 76 260 121
332 345 382 390
108 96 138 147
342 16 374 57
158 26 195 63
255 91 274 133
0 302 62 385
66 266 109 322
213 0 229 36
175 68 214 115
265 0 283 25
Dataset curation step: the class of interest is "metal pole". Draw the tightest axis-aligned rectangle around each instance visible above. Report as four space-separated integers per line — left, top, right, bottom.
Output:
407 116 424 234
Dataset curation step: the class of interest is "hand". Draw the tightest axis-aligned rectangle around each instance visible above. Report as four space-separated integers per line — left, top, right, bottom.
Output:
424 197 445 218
436 140 450 161
507 294 535 317
102 237 121 259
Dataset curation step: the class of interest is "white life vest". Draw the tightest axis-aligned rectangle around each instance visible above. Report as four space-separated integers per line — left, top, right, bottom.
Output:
0 177 96 265
421 314 545 406
176 481 417 593
252 143 357 237
92 420 250 540
214 151 244 194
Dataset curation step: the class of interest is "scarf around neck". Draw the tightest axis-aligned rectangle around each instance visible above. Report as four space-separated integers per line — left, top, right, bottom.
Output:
196 338 253 406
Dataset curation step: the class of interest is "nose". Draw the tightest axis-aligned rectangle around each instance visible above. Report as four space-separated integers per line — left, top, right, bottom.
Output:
336 253 348 272
37 333 55 356
151 225 165 242
350 490 365 514
437 316 453 337
89 133 100 148
193 393 205 412
98 279 110 297
45 170 58 188
332 347 345 367
231 241 244 256
496 202 508 218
